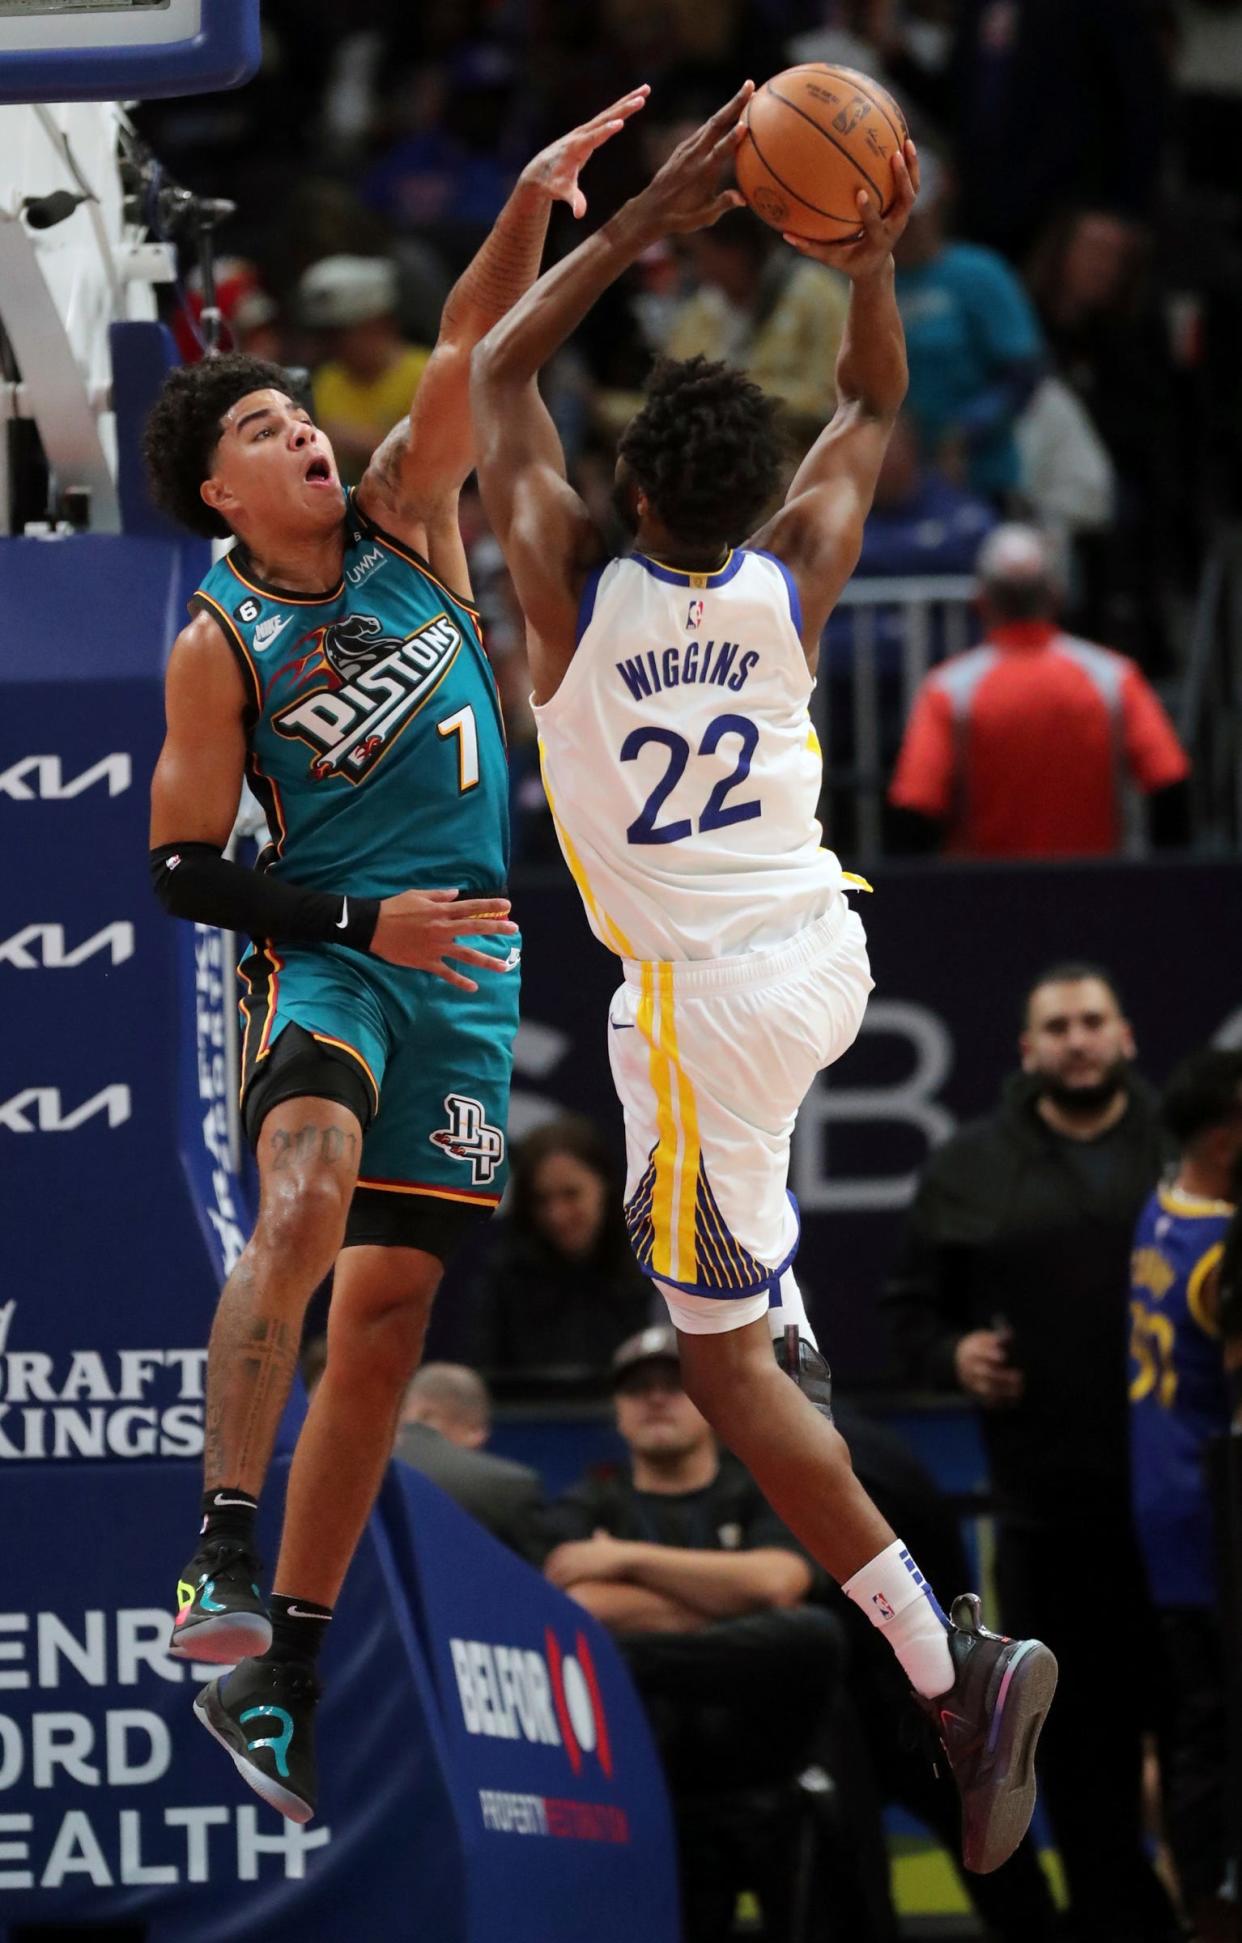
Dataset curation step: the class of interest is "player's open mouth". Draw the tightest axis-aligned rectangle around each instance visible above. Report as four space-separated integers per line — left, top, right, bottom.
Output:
304 456 332 485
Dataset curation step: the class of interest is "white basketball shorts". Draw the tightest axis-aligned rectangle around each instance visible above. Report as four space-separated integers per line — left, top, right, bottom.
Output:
607 897 873 1336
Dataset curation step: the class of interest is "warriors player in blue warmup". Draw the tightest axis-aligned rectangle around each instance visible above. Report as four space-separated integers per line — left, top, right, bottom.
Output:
1129 1049 1242 1943
143 90 649 1822
472 84 1057 1874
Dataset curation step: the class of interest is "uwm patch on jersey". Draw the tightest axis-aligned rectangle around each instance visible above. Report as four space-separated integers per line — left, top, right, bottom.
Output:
272 609 464 783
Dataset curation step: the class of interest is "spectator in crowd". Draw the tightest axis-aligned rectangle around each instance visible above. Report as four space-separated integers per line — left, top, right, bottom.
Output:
1025 208 1184 669
464 1117 655 1378
1129 1049 1242 1943
888 523 1191 857
661 206 850 443
544 1325 841 1939
394 1363 546 1559
298 253 431 484
882 961 1179 1941
892 152 1043 501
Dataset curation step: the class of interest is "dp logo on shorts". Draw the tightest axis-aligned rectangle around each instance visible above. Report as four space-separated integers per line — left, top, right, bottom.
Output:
429 1093 505 1186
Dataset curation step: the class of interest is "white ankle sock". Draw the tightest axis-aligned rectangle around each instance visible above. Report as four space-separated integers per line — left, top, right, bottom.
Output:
767 1268 818 1350
843 1538 954 1699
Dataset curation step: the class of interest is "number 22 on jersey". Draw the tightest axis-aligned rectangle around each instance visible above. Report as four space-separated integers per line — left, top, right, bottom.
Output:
623 713 761 845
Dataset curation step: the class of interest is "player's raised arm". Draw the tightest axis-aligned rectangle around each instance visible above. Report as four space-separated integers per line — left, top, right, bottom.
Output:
471 81 754 692
749 144 919 658
355 86 650 582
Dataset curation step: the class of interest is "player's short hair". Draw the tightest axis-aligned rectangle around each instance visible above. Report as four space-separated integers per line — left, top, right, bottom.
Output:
143 353 302 538
619 355 781 551
1023 961 1125 1024
1162 1048 1242 1150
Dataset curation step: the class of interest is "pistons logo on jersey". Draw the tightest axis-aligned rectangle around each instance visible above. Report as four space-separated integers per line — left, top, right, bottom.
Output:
429 1093 505 1186
269 610 463 783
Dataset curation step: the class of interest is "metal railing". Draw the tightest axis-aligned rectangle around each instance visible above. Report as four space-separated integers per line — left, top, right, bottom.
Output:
814 574 978 866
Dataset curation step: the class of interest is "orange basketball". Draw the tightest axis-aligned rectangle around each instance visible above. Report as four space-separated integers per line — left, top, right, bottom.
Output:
736 64 908 244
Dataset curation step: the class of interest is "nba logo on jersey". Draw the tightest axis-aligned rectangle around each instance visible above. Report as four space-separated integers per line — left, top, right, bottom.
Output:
685 598 704 630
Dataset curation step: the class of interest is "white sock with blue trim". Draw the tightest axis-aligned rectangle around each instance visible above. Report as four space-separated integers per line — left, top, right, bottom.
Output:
843 1538 954 1698
767 1267 818 1349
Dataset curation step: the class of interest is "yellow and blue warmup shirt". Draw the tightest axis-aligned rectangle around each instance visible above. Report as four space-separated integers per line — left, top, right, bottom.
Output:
190 491 518 1208
1129 1183 1233 1608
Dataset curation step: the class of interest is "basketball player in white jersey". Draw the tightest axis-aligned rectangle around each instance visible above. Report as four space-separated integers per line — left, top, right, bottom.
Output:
472 85 1057 1874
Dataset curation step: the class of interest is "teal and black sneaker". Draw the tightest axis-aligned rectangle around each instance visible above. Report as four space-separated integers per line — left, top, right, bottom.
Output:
194 1658 320 1823
169 1538 272 1663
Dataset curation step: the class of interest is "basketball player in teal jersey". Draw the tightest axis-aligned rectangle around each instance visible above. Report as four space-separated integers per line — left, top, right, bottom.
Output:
143 88 649 1823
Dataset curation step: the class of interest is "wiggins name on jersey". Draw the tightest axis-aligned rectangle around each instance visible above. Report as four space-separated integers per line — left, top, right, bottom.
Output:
533 548 848 963
191 491 508 898
1129 1181 1234 1608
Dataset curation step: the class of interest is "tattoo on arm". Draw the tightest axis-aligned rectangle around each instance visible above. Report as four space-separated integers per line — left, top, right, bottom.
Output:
268 1124 359 1171
441 188 552 346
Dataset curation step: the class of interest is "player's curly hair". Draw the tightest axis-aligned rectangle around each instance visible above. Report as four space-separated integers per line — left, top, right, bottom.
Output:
618 355 781 551
142 353 300 538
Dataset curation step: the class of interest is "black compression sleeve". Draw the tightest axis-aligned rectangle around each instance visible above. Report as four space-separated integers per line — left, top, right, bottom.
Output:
150 842 380 952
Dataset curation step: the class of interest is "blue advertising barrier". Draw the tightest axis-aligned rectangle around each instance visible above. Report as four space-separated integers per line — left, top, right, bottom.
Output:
0 1460 678 1940
0 535 222 1462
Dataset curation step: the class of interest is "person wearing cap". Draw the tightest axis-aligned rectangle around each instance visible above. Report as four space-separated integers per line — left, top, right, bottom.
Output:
544 1325 818 1633
299 254 431 484
888 522 1190 857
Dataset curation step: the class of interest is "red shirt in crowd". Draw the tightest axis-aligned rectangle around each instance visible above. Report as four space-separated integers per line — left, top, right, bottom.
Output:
888 621 1190 857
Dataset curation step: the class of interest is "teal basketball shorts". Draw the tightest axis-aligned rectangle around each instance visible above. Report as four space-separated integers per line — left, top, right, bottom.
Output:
237 934 520 1257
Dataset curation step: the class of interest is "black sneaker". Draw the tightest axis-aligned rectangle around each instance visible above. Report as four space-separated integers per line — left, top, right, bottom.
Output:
775 1325 834 1420
169 1538 271 1663
194 1658 320 1824
920 1592 1058 1875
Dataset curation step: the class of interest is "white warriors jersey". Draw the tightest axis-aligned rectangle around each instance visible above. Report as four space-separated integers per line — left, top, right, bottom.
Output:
533 547 848 962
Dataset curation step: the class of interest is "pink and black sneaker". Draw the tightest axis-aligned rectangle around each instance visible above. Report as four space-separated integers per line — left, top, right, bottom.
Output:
921 1592 1058 1874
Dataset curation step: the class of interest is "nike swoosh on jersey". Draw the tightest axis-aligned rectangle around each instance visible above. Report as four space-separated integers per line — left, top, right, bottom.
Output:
336 898 349 929
252 613 294 652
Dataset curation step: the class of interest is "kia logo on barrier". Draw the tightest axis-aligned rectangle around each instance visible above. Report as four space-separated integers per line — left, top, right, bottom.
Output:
450 1628 613 1779
0 754 131 800
0 923 134 969
0 1086 131 1133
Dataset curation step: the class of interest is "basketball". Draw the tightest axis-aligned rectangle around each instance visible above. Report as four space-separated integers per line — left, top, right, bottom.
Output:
736 64 909 244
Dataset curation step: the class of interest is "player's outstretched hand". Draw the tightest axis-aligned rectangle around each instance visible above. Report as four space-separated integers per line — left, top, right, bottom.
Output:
633 79 754 238
520 86 651 221
783 139 919 278
370 888 518 991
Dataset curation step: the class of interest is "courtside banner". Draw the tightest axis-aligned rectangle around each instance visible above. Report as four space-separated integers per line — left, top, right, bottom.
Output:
0 1460 456 1939
378 1464 681 1942
0 537 222 1457
0 1460 678 1940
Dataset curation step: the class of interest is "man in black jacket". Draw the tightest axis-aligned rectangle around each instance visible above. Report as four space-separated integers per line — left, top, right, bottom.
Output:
882 962 1178 1941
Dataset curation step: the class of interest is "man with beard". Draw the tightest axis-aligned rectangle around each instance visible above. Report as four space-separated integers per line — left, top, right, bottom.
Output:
883 962 1179 1940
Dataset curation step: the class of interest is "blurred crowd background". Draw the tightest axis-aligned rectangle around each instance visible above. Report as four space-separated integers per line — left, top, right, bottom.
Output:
134 0 1242 867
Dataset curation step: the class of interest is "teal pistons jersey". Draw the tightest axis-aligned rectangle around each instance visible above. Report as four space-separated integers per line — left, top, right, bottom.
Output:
191 491 509 897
